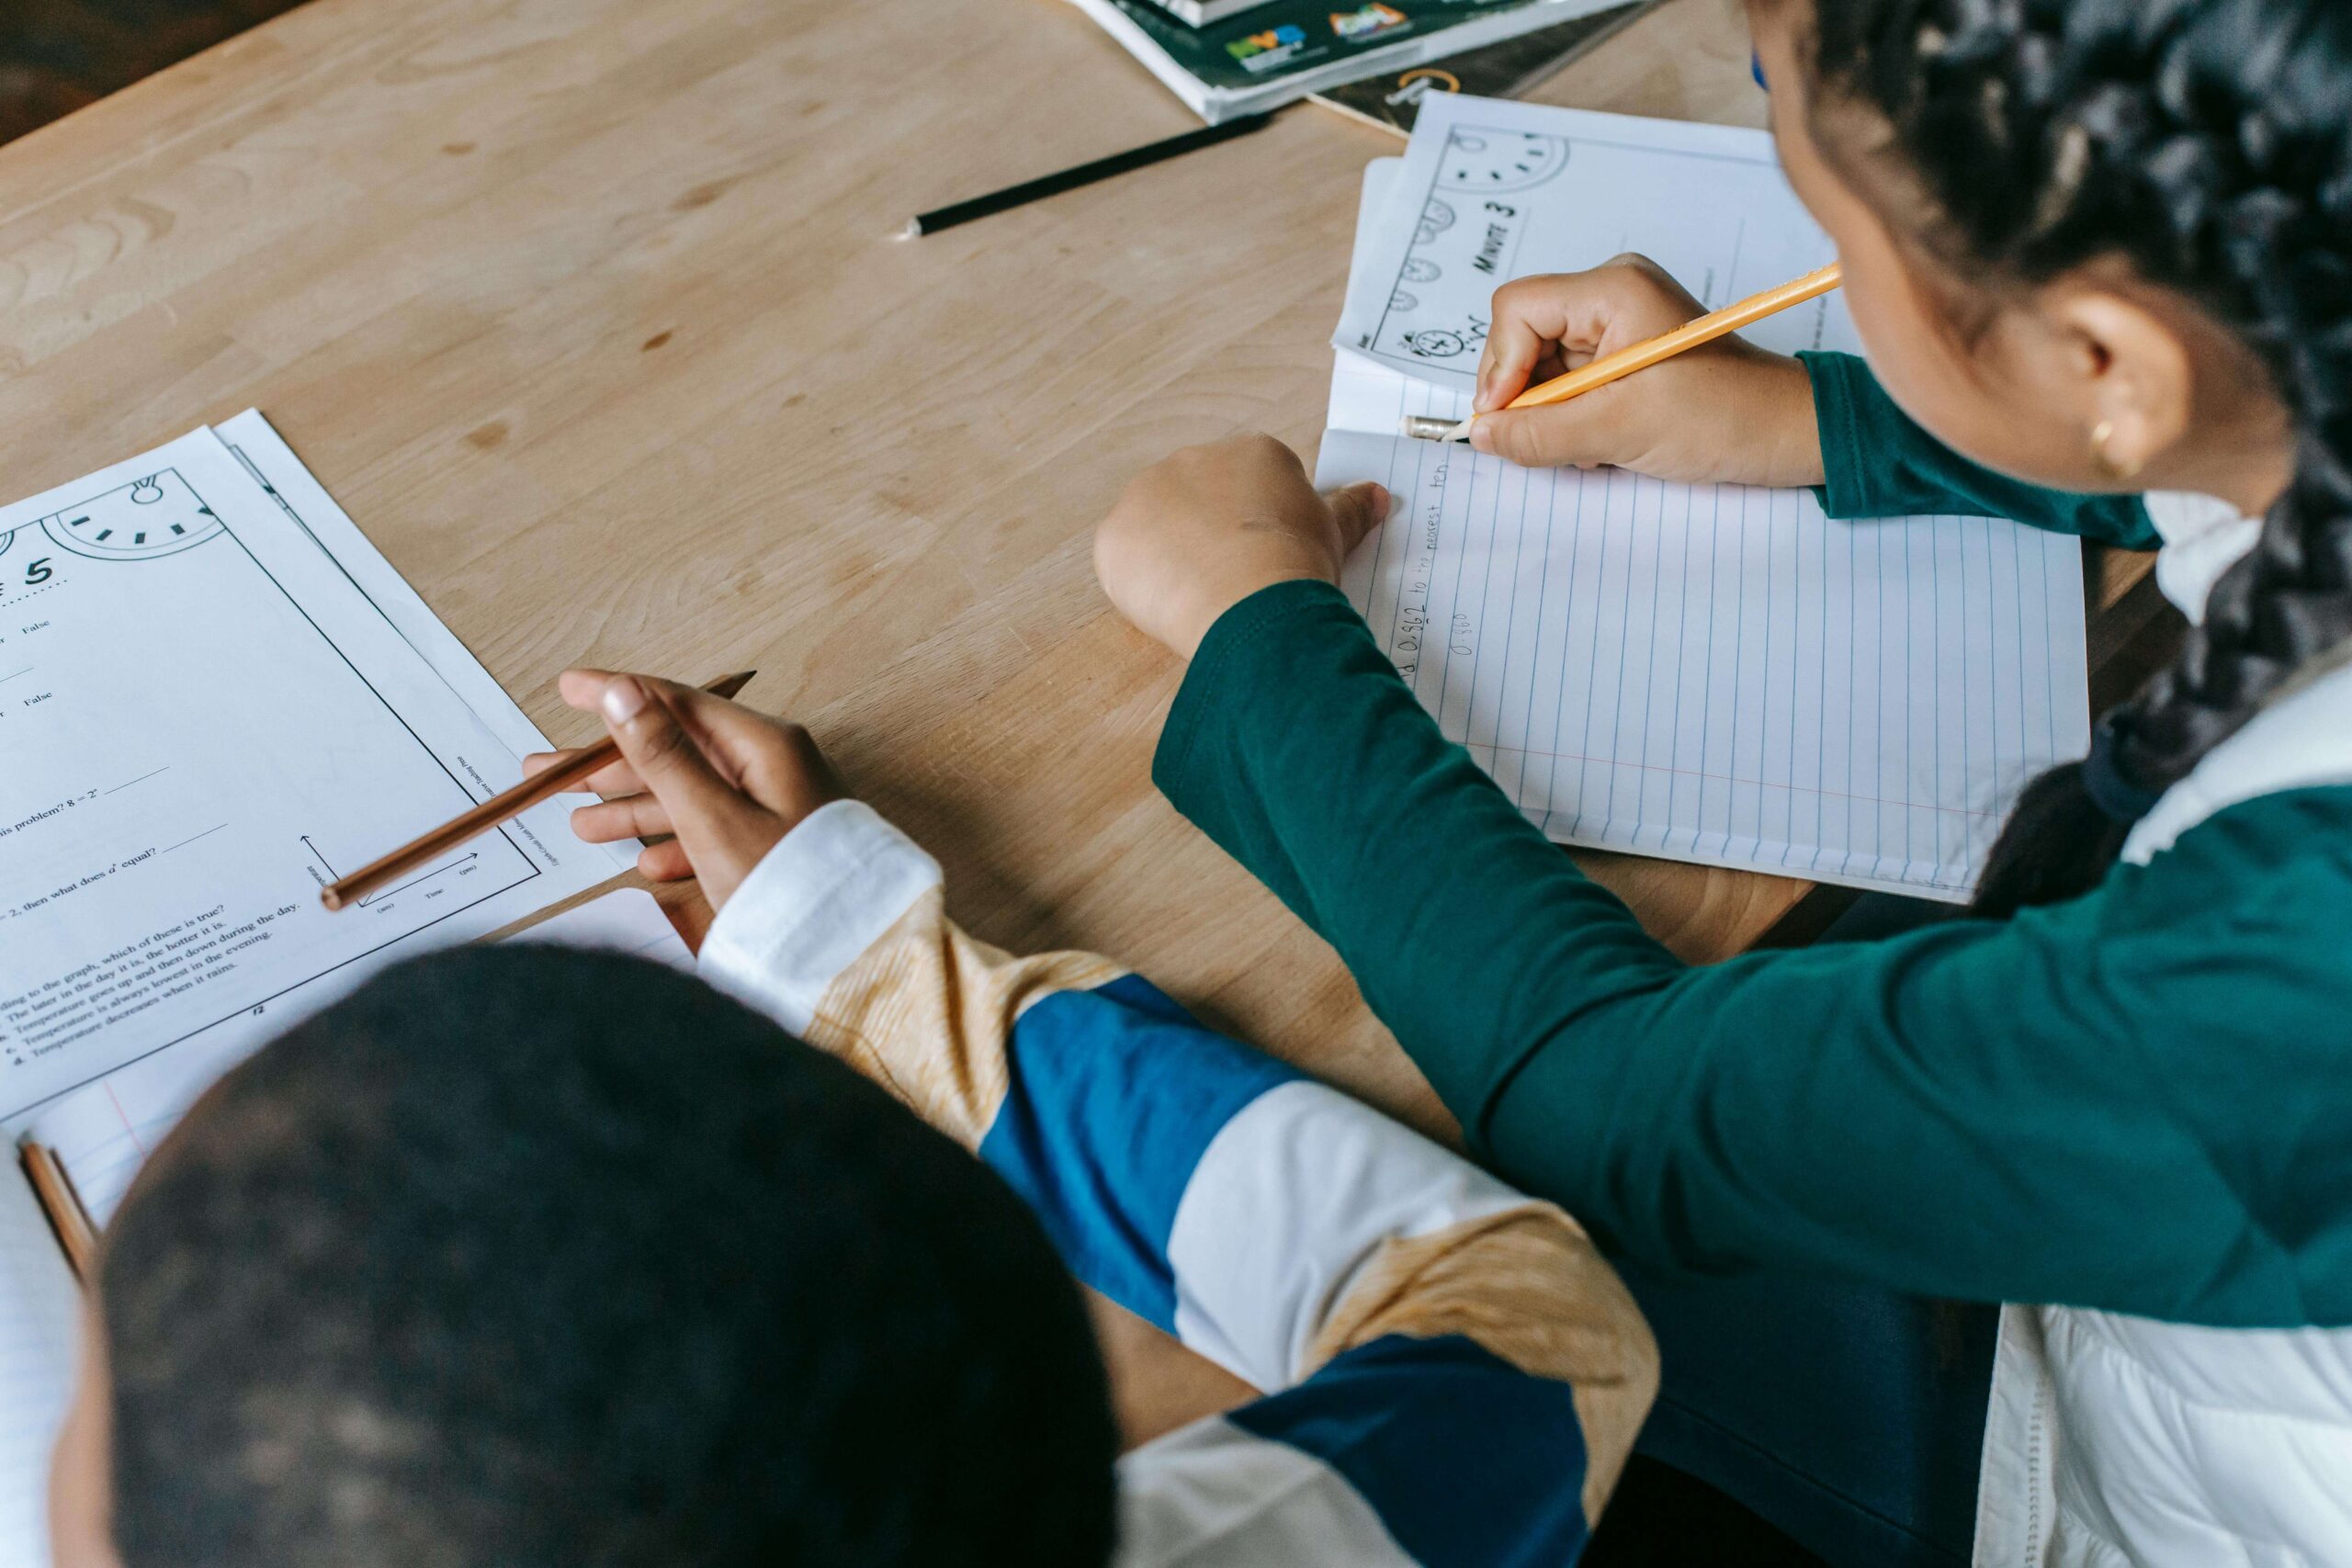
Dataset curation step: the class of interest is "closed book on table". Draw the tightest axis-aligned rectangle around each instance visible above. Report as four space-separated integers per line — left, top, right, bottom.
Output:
1069 0 1634 122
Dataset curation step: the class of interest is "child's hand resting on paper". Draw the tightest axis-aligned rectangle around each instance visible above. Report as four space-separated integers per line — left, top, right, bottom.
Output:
1093 434 1392 659
522 671 846 911
1471 254 1827 488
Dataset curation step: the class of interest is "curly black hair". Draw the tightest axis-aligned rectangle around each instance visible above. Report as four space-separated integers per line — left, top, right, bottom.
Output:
99 946 1118 1568
1805 0 2352 912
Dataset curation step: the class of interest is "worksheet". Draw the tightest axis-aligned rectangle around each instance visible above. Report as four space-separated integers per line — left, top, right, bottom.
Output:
26 888 693 1226
1322 128 2090 898
0 428 619 1122
1334 96 1849 391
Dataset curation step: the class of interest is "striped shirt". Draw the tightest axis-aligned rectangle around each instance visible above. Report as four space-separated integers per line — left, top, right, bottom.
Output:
698 800 1657 1567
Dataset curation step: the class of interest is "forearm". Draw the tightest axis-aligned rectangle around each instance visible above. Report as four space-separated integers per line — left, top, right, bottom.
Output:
1155 583 2300 1322
698 801 1651 1400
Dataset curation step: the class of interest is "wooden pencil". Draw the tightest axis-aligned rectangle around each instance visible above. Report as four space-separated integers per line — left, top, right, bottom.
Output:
321 670 755 912
1425 261 1844 443
21 1141 96 1282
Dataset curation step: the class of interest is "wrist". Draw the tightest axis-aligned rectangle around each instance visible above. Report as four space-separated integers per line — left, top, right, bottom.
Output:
1740 349 1828 489
1173 568 1333 660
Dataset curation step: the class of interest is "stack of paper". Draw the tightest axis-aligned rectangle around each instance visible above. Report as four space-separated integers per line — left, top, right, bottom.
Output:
1315 97 2091 899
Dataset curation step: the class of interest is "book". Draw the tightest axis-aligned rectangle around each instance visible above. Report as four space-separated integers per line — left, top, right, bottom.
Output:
1140 0 1280 25
1319 103 2091 900
1068 0 1634 123
1309 1 1657 136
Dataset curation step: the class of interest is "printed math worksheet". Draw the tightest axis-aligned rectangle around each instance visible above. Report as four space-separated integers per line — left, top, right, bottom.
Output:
0 425 617 1121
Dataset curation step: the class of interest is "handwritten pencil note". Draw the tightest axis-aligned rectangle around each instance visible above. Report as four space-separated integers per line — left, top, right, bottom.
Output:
1319 422 2090 899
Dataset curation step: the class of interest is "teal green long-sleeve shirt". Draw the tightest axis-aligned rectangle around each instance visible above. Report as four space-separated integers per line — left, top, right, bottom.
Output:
1158 582 2352 1329
1151 362 2350 1330
1800 351 2158 547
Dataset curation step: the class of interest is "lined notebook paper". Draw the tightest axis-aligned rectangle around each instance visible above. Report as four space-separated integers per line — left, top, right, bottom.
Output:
1320 107 2091 899
0 1168 76 1563
1321 421 2089 897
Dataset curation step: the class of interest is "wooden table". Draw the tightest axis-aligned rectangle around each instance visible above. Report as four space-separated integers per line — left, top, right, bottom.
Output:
0 0 2154 1439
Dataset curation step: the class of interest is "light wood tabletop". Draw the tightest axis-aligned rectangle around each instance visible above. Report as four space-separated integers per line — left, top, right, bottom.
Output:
0 0 2155 1440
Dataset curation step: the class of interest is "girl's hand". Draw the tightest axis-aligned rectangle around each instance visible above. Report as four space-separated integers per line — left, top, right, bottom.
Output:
1094 435 1390 659
1472 254 1827 488
524 671 846 910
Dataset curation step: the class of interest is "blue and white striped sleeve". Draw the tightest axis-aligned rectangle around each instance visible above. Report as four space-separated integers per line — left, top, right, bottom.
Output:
700 801 1657 1566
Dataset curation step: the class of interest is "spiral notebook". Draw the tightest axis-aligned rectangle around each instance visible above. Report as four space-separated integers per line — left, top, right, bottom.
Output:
1317 99 2092 900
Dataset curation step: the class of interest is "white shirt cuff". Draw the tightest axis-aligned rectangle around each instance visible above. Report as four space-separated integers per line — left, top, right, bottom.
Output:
696 799 942 1035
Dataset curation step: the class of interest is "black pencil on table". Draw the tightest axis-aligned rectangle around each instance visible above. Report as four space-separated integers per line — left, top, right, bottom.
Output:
902 112 1277 238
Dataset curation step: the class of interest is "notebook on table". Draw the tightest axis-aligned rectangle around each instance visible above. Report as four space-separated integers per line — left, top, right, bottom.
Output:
1318 97 2091 901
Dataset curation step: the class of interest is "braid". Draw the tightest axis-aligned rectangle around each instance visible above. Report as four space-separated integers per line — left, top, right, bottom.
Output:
1809 0 2352 913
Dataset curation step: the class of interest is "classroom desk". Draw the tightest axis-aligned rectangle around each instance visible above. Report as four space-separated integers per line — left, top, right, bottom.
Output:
0 0 2157 1440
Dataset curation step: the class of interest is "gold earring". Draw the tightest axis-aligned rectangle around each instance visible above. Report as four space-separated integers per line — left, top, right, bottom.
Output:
2090 420 2143 483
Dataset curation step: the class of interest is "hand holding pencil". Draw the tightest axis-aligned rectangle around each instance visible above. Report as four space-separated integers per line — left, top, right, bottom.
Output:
1453 254 1838 491
522 671 846 912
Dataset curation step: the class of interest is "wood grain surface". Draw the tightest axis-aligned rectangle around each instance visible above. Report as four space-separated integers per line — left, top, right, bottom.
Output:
0 0 2148 1444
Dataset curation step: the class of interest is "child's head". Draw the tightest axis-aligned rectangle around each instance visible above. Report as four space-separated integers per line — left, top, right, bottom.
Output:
49 947 1119 1568
1749 0 2352 908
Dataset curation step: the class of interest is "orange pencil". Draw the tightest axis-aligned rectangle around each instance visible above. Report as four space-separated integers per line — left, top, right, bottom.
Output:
1412 262 1845 444
21 1141 96 1282
320 670 754 912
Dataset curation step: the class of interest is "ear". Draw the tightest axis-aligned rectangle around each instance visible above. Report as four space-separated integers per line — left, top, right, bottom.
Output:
2048 288 2194 479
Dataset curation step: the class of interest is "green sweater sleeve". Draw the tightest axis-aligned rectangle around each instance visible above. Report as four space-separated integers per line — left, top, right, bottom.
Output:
1802 352 2158 547
1156 580 2352 1328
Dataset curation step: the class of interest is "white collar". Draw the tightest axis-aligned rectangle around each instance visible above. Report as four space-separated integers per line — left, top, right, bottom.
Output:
2124 491 2352 861
2143 491 2263 625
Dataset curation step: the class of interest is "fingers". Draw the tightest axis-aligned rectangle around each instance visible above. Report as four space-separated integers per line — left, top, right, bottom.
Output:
522 746 643 798
1324 480 1393 553
1479 272 1613 412
1477 257 1704 413
637 840 696 882
568 792 673 845
1470 387 1634 470
594 675 763 842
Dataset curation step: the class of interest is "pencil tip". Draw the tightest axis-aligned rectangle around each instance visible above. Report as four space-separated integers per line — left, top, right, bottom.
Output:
711 671 758 699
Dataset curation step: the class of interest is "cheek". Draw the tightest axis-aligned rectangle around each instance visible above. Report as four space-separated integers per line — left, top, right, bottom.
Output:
1838 250 2095 489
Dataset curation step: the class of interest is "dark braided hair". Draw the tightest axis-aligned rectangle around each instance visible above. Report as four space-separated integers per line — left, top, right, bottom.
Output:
1804 0 2352 913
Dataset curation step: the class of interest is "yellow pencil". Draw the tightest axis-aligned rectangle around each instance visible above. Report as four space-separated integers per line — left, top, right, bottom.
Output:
1412 262 1845 444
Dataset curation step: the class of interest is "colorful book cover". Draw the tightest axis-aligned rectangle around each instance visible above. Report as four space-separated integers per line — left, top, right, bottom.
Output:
1094 0 1580 94
1309 1 1656 135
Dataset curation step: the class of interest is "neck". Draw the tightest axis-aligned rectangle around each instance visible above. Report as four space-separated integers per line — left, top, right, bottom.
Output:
2152 415 2297 521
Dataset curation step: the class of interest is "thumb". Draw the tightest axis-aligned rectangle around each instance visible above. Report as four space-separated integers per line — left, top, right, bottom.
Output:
597 677 751 837
1324 480 1392 553
1470 394 1628 470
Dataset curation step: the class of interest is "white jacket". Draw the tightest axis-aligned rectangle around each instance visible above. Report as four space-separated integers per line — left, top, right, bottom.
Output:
1972 492 2352 1567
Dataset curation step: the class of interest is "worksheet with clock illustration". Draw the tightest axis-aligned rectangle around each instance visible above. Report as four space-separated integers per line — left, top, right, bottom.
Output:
0 425 621 1124
1332 94 1849 389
